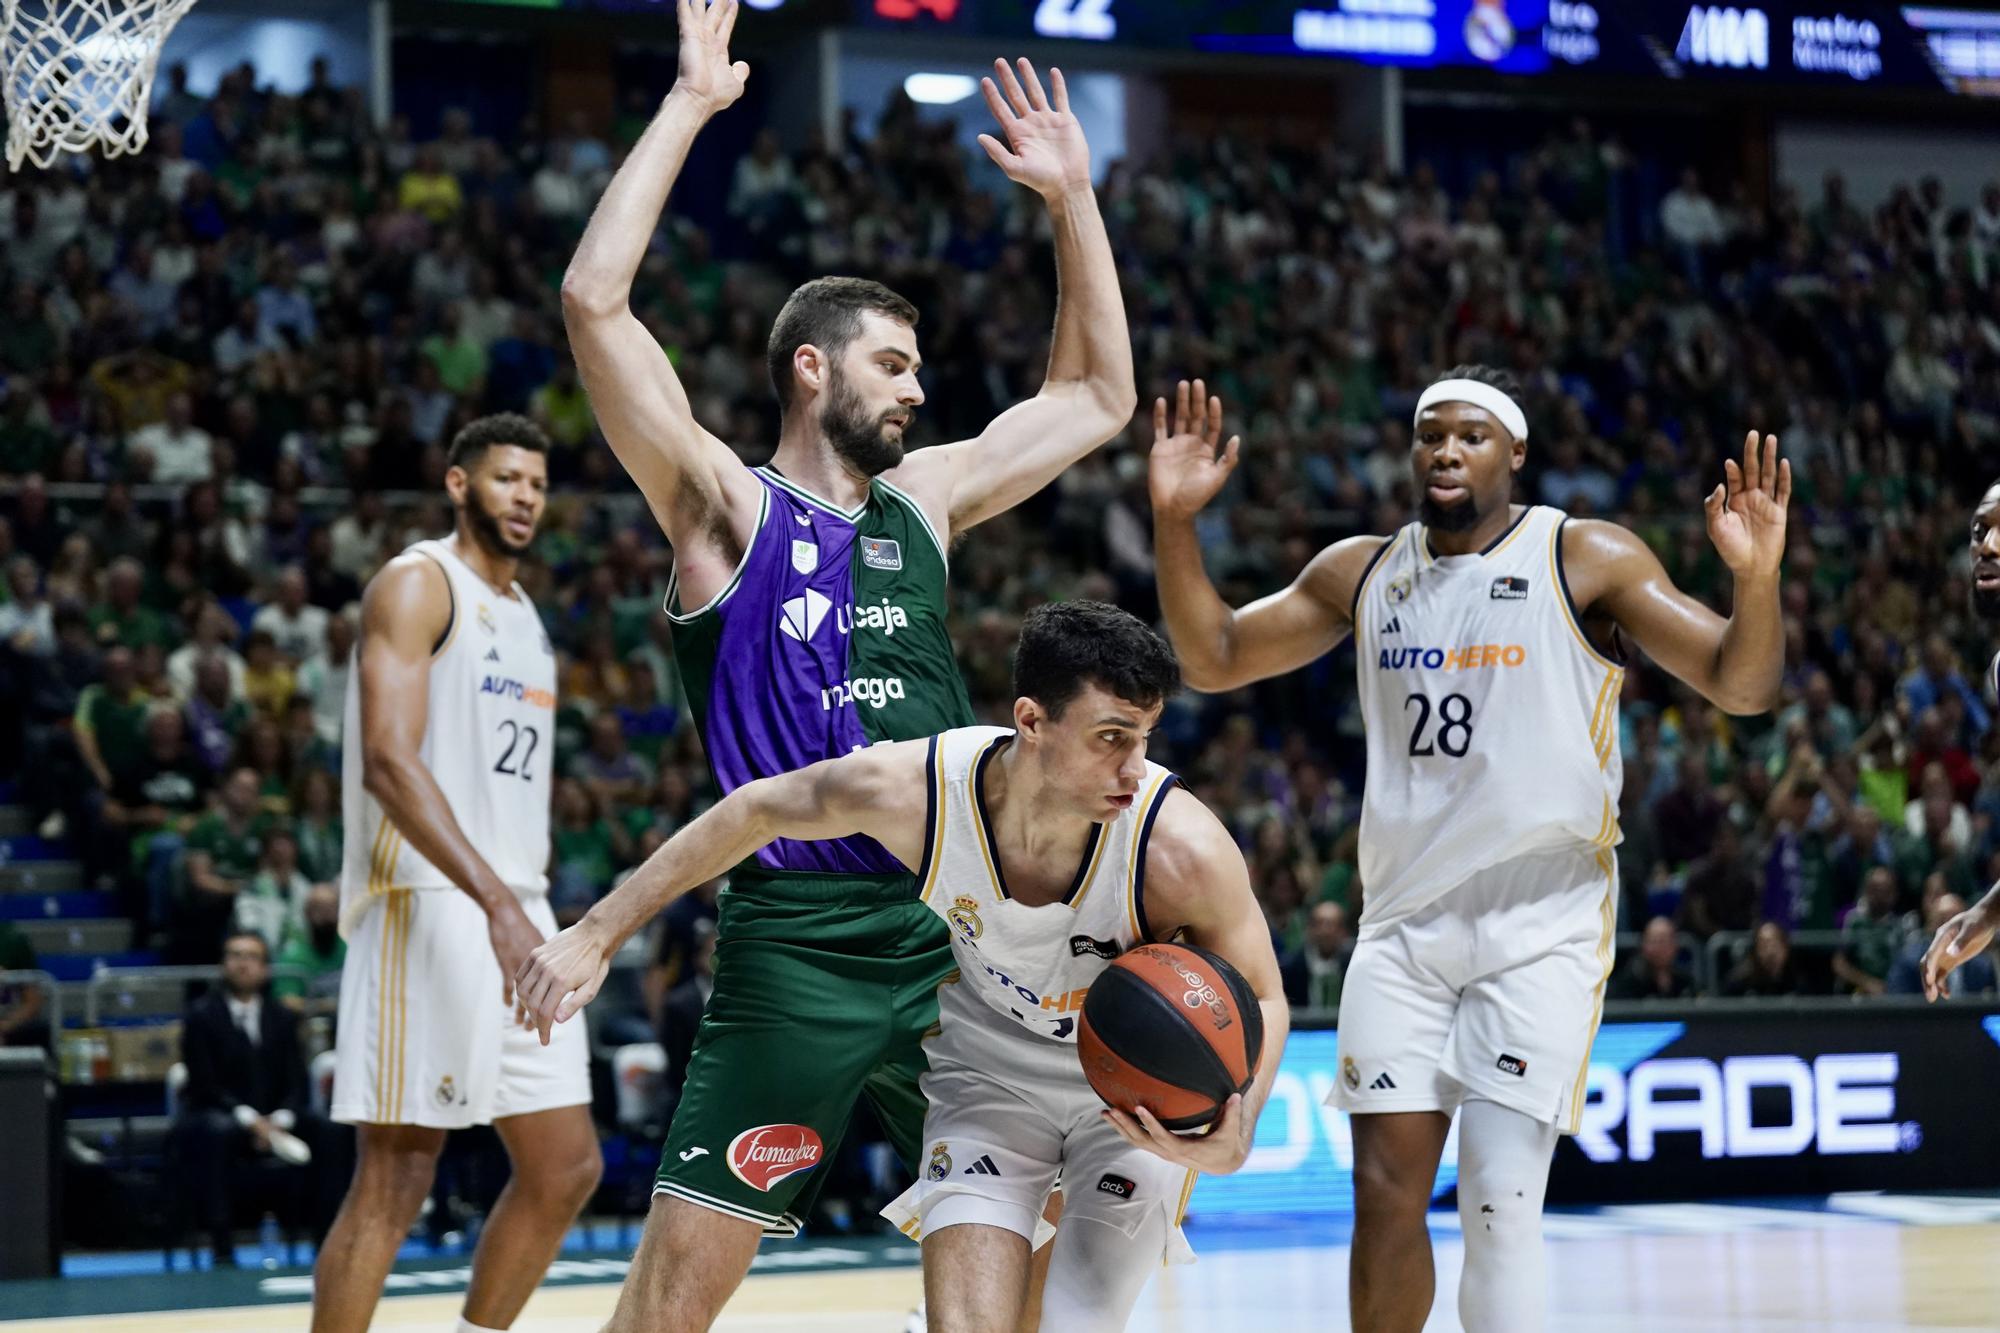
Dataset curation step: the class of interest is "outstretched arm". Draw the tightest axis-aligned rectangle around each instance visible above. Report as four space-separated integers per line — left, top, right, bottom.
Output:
1573 431 1789 715
1149 381 1376 691
1102 788 1290 1175
513 740 928 1039
560 0 760 547
887 59 1136 536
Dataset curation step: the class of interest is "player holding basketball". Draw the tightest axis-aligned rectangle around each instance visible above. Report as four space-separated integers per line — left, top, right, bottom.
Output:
312 415 600 1333
558 1 1134 1327
516 602 1288 1332
1918 479 2000 1000
1149 371 1789 1332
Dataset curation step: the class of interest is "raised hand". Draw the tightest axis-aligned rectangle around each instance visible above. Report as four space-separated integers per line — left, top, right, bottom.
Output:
1149 379 1241 521
976 58 1091 198
673 0 750 116
1705 430 1790 578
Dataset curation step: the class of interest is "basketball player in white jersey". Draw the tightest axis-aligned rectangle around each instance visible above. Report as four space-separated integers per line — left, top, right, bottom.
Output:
312 415 600 1333
1149 370 1789 1331
513 601 1289 1332
1919 477 2000 1000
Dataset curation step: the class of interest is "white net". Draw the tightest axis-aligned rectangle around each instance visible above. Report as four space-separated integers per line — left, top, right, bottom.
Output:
2 0 198 171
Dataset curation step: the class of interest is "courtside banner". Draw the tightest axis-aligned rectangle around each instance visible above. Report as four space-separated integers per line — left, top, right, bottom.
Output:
1185 1004 2000 1221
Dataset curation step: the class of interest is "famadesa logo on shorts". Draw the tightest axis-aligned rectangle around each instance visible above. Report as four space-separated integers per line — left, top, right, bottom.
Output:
726 1123 824 1193
1377 644 1528 672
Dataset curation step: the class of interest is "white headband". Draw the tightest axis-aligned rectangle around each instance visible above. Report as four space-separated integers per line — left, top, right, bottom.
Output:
1415 379 1529 442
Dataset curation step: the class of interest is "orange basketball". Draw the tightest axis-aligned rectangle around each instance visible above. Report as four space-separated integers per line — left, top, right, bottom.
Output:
1077 943 1264 1132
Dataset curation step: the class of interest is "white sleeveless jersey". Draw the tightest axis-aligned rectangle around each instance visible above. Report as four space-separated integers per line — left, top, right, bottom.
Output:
916 726 1179 1043
339 539 556 935
1352 506 1624 936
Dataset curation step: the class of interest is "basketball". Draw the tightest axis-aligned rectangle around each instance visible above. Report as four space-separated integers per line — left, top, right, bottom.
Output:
1078 943 1265 1132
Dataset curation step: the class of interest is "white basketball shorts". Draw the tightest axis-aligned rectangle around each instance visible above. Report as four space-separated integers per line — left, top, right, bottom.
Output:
882 1003 1196 1268
1329 843 1618 1133
331 888 590 1129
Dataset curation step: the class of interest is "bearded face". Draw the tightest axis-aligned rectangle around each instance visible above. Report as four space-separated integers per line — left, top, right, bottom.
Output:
821 365 911 477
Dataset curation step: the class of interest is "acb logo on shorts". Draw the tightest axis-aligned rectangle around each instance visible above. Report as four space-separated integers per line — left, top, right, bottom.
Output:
726 1123 825 1193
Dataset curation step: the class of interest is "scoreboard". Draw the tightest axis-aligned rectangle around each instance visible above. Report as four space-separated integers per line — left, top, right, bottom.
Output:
427 0 2000 95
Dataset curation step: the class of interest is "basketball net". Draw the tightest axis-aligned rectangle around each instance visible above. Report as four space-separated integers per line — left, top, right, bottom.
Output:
2 0 198 171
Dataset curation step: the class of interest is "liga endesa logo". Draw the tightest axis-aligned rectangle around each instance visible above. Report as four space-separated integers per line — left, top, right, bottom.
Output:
726 1123 825 1193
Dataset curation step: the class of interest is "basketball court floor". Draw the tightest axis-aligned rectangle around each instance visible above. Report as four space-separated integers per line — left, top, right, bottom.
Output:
8 1194 2000 1331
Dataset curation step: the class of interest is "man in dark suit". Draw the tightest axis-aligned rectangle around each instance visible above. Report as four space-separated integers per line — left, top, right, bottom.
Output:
178 929 311 1264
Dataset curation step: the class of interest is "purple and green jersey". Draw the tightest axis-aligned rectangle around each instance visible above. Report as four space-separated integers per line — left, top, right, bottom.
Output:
667 466 974 882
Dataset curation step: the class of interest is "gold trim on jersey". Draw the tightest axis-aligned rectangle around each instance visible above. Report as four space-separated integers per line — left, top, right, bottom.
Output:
918 739 951 904
1064 814 1115 912
1173 1167 1197 1225
1123 770 1176 941
1566 851 1618 1132
1586 666 1624 772
1546 519 1623 671
1354 530 1408 623
964 735 1012 899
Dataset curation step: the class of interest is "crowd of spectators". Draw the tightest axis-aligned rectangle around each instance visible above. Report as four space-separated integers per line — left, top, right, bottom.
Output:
2 55 2000 1054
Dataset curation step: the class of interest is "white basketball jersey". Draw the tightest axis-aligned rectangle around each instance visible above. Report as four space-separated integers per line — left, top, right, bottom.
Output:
1352 507 1624 936
339 538 555 935
917 726 1179 1043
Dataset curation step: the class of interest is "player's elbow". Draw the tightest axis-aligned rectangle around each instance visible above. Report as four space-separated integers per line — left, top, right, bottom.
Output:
360 747 411 802
559 271 627 321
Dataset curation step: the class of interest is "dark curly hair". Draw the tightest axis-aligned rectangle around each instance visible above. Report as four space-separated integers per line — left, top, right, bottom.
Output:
767 277 921 410
1013 601 1182 719
1434 362 1524 403
447 412 552 470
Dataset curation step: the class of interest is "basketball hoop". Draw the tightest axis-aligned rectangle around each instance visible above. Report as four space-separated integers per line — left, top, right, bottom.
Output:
2 0 198 171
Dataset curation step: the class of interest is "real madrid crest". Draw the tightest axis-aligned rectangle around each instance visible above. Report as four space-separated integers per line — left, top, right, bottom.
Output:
1342 1056 1361 1092
1387 574 1413 604
927 1143 952 1181
946 896 984 941
477 603 498 635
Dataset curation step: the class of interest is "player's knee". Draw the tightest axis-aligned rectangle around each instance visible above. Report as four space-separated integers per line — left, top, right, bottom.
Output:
357 1137 442 1209
1351 1140 1435 1219
1457 1181 1543 1250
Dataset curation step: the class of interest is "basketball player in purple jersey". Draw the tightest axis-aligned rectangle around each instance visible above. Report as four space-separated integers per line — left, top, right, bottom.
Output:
558 2 1134 1327
1920 478 2000 998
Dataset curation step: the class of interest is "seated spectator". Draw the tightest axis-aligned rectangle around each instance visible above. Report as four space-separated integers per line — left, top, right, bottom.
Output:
241 629 296 720
251 567 329 665
166 600 247 704
1610 916 1697 1001
127 391 213 486
1678 821 1757 938
237 826 310 953
569 711 655 812
175 931 311 1266
273 884 345 1013
291 768 343 884
0 919 47 1048
1835 867 1905 997
550 779 629 914
658 923 716 1117
1281 901 1352 1011
0 555 54 658
178 767 271 962
295 611 354 748
1888 892 1996 997
185 652 252 776
90 556 175 652
1723 922 1807 997
104 706 211 922
613 658 678 764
